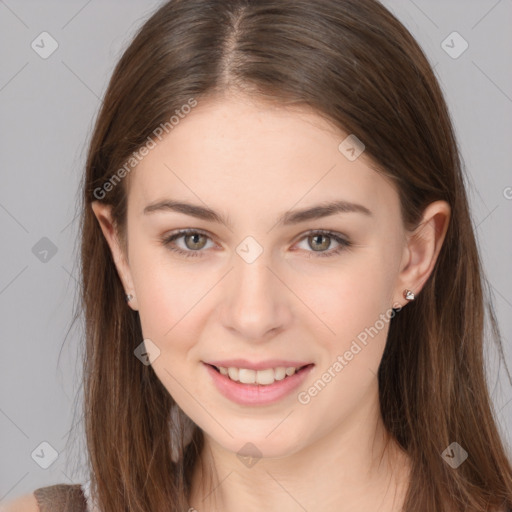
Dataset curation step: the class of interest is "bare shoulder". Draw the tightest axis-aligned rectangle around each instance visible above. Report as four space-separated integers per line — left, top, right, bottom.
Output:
0 492 39 512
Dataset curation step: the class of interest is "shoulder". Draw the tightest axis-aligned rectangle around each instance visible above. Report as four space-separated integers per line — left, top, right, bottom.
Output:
0 492 39 512
1 484 88 512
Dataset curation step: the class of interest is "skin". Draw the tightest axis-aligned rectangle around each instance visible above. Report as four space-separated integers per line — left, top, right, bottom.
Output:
92 92 450 512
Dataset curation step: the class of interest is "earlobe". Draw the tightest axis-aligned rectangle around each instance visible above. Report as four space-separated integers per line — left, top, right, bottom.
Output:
394 200 451 307
91 201 138 310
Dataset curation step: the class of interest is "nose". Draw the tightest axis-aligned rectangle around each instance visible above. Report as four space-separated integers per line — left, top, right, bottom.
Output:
220 251 292 342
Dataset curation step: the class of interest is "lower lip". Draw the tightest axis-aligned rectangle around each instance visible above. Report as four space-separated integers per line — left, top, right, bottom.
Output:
203 363 315 406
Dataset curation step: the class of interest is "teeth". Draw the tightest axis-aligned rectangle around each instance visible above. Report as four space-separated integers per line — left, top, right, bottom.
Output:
274 367 287 381
239 368 256 384
216 365 303 385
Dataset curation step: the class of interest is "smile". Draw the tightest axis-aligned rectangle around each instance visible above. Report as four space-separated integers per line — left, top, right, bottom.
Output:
213 364 307 385
203 362 315 406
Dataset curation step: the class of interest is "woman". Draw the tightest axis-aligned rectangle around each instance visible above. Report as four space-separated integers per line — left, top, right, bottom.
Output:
5 0 512 510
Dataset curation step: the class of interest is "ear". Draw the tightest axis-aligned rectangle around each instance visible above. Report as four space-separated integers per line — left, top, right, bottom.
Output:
394 200 451 308
91 201 139 311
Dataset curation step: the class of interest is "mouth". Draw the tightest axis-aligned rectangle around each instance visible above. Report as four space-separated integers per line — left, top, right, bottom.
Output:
203 361 315 406
206 363 314 386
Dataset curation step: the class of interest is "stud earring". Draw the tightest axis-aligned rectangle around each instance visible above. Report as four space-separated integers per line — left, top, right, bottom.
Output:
403 289 415 301
125 294 134 302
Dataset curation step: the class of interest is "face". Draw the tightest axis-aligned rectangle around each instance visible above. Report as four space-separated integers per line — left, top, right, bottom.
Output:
95 93 414 460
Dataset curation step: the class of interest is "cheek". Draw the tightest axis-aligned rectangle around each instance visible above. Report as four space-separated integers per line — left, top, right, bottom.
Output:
138 275 202 347
128 241 204 345
293 253 400 414
297 252 397 344
133 259 209 401
293 256 397 423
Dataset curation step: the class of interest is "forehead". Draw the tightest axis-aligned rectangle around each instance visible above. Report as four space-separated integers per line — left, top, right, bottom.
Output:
128 95 400 225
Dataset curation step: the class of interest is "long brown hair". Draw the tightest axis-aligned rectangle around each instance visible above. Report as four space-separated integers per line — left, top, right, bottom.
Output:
75 0 512 510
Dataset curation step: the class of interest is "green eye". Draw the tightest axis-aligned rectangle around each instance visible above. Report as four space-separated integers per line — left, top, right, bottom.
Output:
161 229 351 259
162 229 212 258
297 230 351 258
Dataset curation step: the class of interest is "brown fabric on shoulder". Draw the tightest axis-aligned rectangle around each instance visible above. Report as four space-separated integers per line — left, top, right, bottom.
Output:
33 484 87 512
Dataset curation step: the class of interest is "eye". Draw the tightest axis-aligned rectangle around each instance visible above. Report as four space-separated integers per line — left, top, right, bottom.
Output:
160 229 351 258
294 230 352 258
161 229 215 258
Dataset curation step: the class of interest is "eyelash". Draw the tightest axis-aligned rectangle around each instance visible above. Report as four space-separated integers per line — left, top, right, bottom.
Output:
160 229 352 259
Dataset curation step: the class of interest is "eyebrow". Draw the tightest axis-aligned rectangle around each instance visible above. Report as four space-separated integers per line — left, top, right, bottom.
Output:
143 199 373 227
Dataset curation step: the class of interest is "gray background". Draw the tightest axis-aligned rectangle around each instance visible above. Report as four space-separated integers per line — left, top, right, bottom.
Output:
1 0 511 503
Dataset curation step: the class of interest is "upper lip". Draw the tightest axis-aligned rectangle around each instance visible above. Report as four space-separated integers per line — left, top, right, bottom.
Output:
204 359 313 371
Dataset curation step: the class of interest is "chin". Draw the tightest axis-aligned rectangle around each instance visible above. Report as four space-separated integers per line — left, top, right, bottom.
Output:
208 426 307 461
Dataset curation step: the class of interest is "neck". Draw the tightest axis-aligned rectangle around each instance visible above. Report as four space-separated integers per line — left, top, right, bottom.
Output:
188 389 412 512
